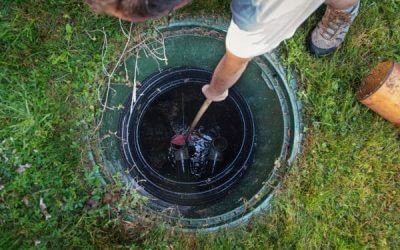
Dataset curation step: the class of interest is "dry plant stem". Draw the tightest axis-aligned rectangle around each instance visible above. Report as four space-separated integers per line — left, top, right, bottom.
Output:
101 27 109 76
119 18 129 38
95 22 169 131
130 50 139 115
94 21 133 132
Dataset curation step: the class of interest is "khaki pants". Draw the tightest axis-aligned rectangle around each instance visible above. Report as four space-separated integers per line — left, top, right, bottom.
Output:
226 0 325 58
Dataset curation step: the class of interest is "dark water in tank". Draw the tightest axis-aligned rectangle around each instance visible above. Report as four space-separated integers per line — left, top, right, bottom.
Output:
136 84 244 183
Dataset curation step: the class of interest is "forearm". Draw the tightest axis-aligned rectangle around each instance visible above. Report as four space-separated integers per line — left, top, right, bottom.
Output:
209 50 252 95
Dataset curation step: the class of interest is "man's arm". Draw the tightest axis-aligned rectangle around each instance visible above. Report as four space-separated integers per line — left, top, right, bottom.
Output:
202 50 252 101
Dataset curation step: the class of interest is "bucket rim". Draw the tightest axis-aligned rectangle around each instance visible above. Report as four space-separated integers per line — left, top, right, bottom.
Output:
357 60 396 101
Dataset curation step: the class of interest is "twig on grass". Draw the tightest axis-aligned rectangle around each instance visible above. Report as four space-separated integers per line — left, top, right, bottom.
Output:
129 49 139 115
39 198 51 220
94 21 133 132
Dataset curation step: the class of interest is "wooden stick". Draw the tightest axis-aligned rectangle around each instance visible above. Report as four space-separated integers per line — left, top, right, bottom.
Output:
187 99 213 136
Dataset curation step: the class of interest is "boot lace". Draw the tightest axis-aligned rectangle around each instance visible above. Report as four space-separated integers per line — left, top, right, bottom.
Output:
319 7 351 40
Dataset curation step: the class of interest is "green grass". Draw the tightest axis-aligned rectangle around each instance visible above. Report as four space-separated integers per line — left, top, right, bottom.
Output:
1 0 399 248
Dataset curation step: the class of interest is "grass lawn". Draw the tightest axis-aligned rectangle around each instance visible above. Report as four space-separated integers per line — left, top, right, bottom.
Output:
1 0 399 248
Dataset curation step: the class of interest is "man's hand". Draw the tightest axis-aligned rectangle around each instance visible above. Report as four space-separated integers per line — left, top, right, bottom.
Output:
205 50 252 102
202 84 229 102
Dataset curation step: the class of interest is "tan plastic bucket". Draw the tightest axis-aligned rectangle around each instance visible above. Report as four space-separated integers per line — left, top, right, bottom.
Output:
357 61 400 126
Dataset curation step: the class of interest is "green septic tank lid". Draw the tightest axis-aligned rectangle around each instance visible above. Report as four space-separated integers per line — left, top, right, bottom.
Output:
90 17 303 232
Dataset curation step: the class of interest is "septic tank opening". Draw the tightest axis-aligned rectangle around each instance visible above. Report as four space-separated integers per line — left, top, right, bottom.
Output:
139 84 244 181
119 67 255 206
